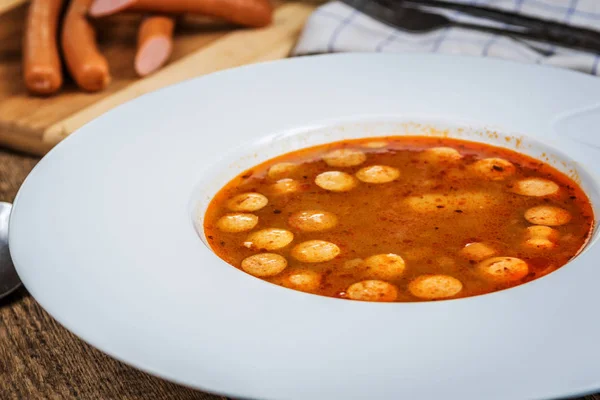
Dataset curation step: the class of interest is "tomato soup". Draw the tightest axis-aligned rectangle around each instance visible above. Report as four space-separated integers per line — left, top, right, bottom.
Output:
202 137 594 302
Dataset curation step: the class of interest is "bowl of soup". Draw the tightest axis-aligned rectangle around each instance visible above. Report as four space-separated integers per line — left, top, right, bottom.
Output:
9 53 600 400
199 134 594 303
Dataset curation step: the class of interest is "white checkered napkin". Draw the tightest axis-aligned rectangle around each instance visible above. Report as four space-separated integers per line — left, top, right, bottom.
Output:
293 0 600 76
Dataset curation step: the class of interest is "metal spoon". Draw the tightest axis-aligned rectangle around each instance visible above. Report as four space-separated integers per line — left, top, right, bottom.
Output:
0 202 21 299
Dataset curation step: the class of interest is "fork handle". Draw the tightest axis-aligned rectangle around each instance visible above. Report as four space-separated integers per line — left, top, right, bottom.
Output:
400 0 600 52
538 24 600 53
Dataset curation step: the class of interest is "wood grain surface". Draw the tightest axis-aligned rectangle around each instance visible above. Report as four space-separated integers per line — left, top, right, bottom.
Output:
0 1 314 155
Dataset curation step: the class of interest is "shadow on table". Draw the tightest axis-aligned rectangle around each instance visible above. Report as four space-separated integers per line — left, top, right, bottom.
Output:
0 285 27 307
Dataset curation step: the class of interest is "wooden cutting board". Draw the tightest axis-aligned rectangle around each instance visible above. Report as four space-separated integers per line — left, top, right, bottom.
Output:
0 0 315 155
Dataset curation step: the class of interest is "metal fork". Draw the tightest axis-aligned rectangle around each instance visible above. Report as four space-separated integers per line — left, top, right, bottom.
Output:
342 0 555 56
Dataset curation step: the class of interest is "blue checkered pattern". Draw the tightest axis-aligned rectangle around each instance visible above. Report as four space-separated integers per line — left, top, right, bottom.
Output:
293 0 600 75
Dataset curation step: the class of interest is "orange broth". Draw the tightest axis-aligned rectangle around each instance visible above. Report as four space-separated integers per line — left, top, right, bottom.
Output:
202 137 594 302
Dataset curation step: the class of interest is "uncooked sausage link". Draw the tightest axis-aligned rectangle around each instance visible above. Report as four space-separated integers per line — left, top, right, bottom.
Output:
89 0 273 27
62 0 111 92
23 0 65 95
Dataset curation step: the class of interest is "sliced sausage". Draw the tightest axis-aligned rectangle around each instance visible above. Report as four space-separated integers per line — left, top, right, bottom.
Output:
135 15 175 77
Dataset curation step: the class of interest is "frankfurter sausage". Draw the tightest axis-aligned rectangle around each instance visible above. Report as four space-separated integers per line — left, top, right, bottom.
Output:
23 0 65 95
135 15 174 76
62 0 111 92
89 0 273 28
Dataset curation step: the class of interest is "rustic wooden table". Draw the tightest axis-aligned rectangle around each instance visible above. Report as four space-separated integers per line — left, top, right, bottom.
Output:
0 147 598 400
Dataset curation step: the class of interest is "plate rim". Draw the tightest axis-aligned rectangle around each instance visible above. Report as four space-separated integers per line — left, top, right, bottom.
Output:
10 53 600 400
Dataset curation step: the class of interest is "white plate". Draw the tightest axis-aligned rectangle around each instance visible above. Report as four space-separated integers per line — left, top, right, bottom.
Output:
10 54 600 400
